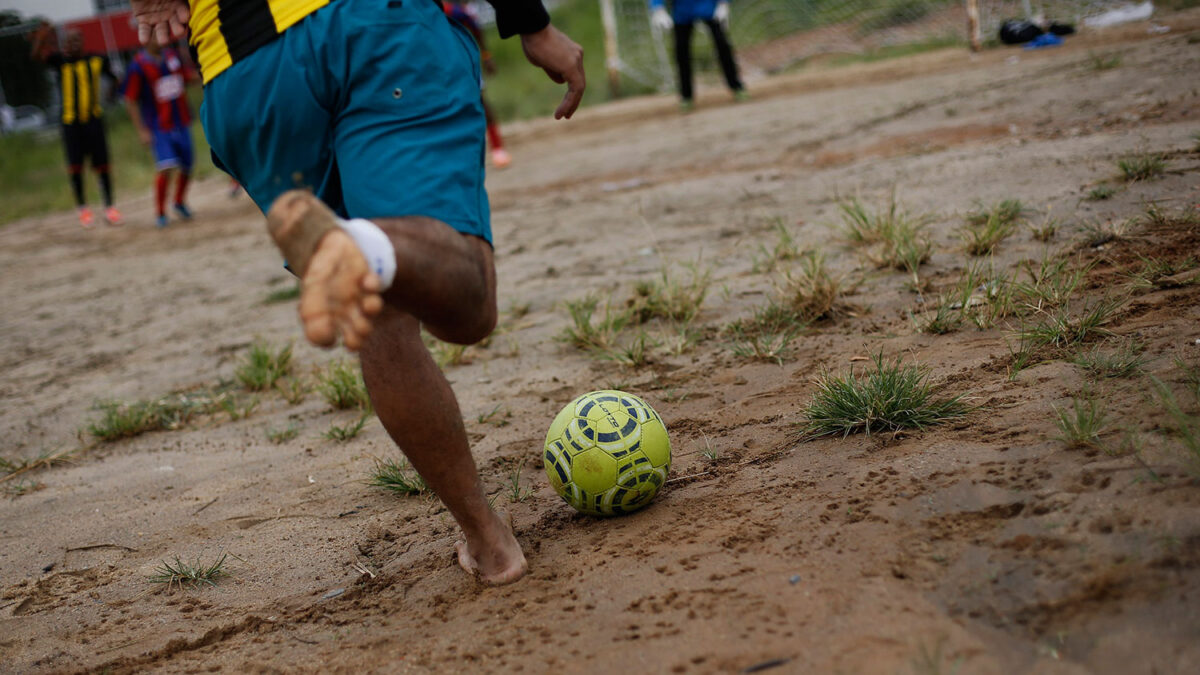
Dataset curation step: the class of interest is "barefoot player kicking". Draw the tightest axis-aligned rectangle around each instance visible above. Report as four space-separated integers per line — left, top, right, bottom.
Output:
131 0 584 585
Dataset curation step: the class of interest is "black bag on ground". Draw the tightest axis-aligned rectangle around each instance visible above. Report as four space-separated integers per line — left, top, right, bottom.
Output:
999 19 1044 44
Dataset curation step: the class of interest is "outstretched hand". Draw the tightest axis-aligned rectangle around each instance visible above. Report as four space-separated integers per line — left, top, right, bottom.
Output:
519 25 585 120
129 0 191 46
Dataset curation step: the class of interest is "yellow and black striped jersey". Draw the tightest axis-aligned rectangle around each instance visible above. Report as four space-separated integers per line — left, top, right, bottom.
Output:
189 0 329 84
188 0 552 84
45 54 113 125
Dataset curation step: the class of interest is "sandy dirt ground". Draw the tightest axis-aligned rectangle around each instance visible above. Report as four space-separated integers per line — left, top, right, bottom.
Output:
2 13 1200 674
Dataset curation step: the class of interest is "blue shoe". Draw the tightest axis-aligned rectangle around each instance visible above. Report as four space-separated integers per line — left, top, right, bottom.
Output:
173 203 193 220
156 214 169 228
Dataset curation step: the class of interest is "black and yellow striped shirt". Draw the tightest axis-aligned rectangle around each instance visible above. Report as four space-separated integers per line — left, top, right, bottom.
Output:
189 0 329 84
189 0 551 84
45 54 113 125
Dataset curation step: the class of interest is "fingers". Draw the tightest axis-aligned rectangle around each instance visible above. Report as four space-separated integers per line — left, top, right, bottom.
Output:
555 66 586 120
154 22 171 48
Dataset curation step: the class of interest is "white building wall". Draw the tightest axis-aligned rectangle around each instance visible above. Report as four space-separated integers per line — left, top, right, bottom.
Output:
0 0 98 23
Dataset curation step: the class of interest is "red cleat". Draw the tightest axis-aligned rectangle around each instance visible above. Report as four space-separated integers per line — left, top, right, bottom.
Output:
77 207 94 229
104 206 123 226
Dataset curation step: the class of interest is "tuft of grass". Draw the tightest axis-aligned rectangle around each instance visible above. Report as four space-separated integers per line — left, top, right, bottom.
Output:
1014 254 1091 308
2 479 46 497
725 304 807 364
263 283 301 305
368 457 430 496
628 263 712 325
1127 254 1198 290
430 341 472 368
599 329 654 367
751 219 803 273
911 298 961 335
324 414 369 442
235 341 293 392
965 199 1027 228
1 447 79 480
1028 217 1059 243
266 424 300 444
219 394 260 421
504 457 535 503
1086 185 1116 201
277 377 309 405
1007 345 1038 381
316 360 372 411
803 354 968 437
476 404 512 427
1176 358 1200 401
1087 52 1122 71
559 294 632 354
1016 296 1124 351
149 553 231 591
961 212 1018 256
951 261 1019 330
775 251 844 323
700 434 721 463
1072 340 1149 379
1078 219 1132 248
1117 152 1165 182
838 194 933 284
1053 391 1108 450
1150 376 1200 473
87 394 215 442
910 636 962 675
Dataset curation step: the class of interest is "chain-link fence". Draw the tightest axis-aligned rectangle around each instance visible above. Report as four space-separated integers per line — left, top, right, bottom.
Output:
603 0 1164 92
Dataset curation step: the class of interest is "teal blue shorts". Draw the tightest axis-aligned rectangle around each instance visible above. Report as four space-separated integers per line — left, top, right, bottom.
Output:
201 0 491 243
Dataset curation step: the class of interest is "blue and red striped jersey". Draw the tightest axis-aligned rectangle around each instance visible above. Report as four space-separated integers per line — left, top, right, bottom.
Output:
122 48 193 133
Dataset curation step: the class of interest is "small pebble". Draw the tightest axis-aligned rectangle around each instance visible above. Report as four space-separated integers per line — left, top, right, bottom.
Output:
789 574 802 585
322 588 344 600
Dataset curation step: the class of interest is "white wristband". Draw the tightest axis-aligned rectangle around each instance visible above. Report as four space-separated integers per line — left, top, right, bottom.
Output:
337 217 396 290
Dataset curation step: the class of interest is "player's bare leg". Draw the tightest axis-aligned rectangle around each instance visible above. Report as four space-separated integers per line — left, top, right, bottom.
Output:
266 190 525 585
360 307 526 585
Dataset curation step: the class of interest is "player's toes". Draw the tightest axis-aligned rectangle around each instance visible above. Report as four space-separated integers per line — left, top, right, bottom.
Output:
347 305 375 339
455 540 479 577
302 314 337 348
361 293 384 317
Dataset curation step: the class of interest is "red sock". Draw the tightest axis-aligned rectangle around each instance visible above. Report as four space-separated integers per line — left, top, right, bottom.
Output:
486 123 503 151
174 172 190 206
154 172 169 216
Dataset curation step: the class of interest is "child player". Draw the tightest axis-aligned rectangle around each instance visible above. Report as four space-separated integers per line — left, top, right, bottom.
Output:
123 39 195 228
444 0 512 168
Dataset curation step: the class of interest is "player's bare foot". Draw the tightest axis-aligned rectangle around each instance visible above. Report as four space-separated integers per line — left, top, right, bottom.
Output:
266 191 384 351
456 510 528 586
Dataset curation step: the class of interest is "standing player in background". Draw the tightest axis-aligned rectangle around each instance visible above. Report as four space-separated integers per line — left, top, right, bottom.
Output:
650 0 746 111
122 39 196 228
30 26 122 227
130 0 584 586
445 0 512 169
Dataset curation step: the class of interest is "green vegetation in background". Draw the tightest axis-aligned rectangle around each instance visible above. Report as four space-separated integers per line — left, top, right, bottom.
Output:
483 0 644 121
0 84 218 225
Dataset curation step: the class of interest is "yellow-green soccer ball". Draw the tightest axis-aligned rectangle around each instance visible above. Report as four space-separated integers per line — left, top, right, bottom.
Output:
543 390 671 516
